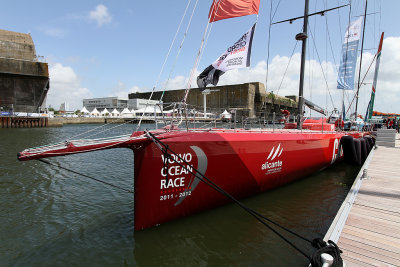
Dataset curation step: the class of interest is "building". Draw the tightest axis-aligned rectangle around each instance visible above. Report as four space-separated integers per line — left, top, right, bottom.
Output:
128 99 160 110
82 97 128 111
128 82 298 119
0 29 49 113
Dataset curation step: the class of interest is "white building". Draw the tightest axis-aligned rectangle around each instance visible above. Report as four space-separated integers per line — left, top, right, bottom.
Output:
82 97 128 111
128 99 161 110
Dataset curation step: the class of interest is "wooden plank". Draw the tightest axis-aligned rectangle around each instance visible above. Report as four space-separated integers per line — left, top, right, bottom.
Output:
327 145 400 265
345 216 400 239
345 209 400 228
354 197 400 210
342 225 400 249
339 236 400 260
340 232 400 255
350 204 400 223
340 248 396 266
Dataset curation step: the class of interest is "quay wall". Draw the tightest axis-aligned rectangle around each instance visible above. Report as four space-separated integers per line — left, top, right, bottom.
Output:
128 82 298 119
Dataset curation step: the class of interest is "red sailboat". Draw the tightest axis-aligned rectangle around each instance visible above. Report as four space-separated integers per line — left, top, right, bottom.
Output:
18 0 372 231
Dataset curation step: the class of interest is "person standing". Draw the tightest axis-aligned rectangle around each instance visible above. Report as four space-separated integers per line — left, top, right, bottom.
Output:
397 118 400 133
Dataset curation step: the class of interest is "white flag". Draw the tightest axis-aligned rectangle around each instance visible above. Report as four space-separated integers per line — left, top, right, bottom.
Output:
197 23 256 88
212 23 256 72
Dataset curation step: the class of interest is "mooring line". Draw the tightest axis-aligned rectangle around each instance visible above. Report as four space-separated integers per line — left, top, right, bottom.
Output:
145 130 344 266
37 159 134 194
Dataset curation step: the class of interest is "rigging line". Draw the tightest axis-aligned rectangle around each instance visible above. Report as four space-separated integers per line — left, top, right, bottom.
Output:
160 0 200 101
309 0 318 104
355 0 368 118
265 0 273 92
136 0 194 131
271 0 283 20
145 131 313 260
307 24 336 110
344 52 377 118
182 0 223 105
65 0 194 141
37 159 134 194
265 0 283 92
65 109 144 141
276 40 299 96
324 9 338 70
336 0 343 44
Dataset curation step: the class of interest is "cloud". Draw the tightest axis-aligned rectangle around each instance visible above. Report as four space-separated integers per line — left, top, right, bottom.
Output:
47 63 93 111
108 81 140 98
147 36 400 115
89 4 112 27
38 26 67 38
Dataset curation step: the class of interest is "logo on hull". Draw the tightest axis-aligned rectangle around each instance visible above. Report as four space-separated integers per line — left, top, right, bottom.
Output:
262 143 283 175
158 146 208 206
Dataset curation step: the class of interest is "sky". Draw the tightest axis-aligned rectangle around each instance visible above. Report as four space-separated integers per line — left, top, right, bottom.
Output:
1 0 400 115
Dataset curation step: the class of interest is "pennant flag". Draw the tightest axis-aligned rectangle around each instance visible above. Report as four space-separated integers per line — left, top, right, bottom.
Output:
197 23 256 88
337 17 363 90
208 0 260 22
366 32 384 121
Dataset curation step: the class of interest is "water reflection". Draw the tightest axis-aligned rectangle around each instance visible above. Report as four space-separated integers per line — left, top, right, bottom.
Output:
0 124 359 266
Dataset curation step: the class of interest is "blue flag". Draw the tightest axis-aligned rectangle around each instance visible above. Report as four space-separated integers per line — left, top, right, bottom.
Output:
337 18 363 90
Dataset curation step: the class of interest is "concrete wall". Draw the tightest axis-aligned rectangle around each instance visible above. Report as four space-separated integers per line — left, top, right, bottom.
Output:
0 29 35 60
128 82 298 119
0 29 49 113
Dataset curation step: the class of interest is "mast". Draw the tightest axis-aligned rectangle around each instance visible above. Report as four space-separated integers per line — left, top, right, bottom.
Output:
355 0 368 119
296 0 309 129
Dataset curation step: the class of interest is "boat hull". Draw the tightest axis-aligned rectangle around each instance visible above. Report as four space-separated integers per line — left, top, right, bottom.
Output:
133 130 347 230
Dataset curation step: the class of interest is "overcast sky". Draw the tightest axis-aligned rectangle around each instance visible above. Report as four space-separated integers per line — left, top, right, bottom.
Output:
1 0 399 114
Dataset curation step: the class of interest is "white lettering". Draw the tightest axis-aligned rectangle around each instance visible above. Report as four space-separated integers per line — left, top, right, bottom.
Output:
160 177 186 189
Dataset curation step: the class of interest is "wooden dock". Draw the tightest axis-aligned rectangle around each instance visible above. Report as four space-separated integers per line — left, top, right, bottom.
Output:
0 116 48 128
325 133 400 266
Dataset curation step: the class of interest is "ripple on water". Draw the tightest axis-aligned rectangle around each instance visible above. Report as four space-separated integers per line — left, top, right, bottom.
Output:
1 124 360 266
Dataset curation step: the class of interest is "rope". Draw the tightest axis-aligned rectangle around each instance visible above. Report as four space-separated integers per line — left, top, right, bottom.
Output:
308 26 336 110
136 0 194 132
145 130 344 263
160 0 200 101
38 159 134 194
310 239 343 267
276 40 299 96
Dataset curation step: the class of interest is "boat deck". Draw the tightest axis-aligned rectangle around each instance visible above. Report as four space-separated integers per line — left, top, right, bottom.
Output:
324 133 400 266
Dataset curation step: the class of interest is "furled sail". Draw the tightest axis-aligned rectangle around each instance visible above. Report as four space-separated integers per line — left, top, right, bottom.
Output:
208 0 260 22
365 32 384 121
197 23 256 88
337 17 363 90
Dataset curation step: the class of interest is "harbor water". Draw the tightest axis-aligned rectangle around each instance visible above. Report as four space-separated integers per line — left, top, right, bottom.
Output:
0 124 360 266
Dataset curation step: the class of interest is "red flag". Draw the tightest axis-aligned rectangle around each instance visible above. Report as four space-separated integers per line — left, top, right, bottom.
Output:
208 0 260 22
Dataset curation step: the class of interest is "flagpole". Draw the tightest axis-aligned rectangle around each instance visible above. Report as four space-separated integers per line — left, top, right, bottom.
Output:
296 0 309 129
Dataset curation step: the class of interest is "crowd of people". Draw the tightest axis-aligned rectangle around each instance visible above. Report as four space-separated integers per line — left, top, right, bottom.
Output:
384 118 400 133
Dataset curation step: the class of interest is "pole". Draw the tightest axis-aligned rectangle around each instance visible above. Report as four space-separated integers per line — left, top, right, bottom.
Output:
203 93 207 118
355 0 368 120
297 0 309 129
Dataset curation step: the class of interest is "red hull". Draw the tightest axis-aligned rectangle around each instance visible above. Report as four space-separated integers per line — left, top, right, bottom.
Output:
18 127 366 231
133 130 348 230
